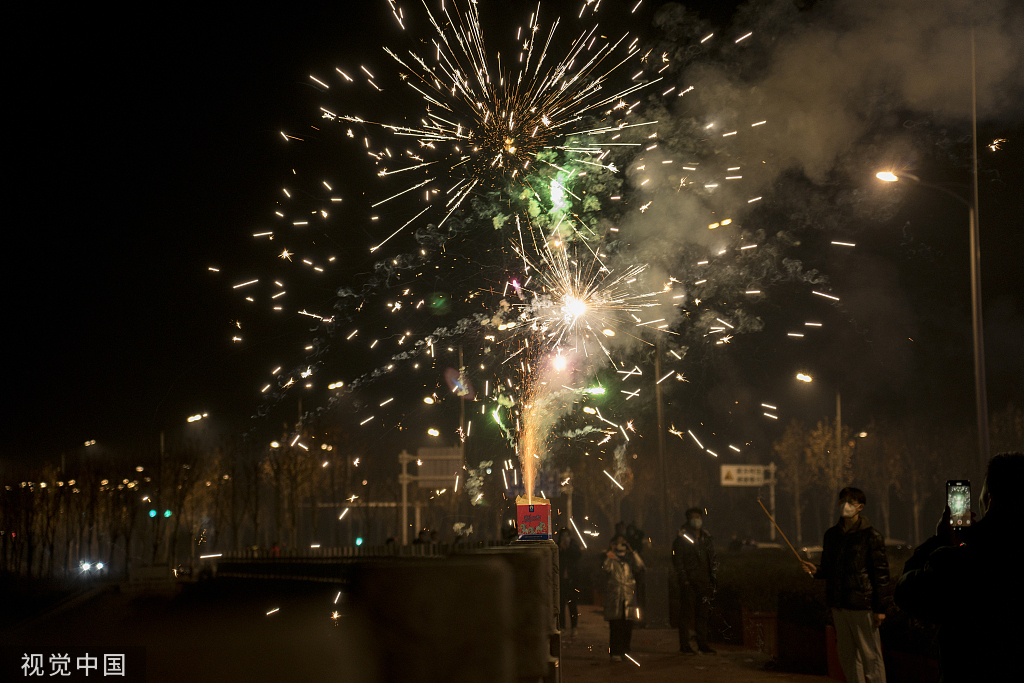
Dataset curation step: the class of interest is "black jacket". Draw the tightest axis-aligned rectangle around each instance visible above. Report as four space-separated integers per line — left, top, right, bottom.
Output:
814 515 891 612
671 528 717 589
895 512 1024 683
558 541 582 588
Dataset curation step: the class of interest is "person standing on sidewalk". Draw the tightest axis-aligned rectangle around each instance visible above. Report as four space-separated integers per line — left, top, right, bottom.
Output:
672 508 718 654
801 487 891 683
602 536 644 662
556 529 582 636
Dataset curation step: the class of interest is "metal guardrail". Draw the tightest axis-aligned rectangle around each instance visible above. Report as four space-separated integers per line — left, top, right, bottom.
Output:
215 540 510 561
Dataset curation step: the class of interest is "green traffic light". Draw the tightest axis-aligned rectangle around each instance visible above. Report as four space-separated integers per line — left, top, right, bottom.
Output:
355 537 363 546
149 510 156 518
164 510 172 518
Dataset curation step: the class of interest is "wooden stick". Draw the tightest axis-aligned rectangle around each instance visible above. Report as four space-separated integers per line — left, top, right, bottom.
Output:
757 499 805 564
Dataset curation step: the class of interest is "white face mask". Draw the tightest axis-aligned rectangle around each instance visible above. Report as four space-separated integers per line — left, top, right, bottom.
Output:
840 502 858 518
690 518 703 529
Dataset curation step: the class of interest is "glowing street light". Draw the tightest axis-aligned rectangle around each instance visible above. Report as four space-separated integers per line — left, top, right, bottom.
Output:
875 168 989 466
796 373 842 495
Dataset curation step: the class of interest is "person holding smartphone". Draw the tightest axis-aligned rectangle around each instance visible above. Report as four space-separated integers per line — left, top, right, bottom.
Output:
895 452 1024 682
602 536 644 662
800 487 891 683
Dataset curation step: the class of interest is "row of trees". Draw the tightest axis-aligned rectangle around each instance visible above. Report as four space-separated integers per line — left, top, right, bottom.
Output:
3 403 1019 579
773 404 1023 545
0 428 367 579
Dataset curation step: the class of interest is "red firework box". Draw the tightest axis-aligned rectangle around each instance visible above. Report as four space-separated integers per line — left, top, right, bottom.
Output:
516 496 552 540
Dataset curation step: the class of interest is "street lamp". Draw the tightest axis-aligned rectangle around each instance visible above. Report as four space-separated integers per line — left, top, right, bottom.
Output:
795 373 843 495
875 170 989 467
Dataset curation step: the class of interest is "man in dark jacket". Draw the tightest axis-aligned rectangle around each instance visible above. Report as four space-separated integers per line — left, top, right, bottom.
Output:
894 452 1023 682
801 487 890 683
672 507 718 654
556 529 582 635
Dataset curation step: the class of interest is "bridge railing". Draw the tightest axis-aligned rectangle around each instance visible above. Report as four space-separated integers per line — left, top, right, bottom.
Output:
215 540 510 561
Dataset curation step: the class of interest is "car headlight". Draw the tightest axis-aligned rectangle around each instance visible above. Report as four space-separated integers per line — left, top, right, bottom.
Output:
81 563 91 571
96 562 104 570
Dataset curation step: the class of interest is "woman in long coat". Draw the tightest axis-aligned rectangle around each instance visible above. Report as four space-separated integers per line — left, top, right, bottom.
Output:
602 536 645 661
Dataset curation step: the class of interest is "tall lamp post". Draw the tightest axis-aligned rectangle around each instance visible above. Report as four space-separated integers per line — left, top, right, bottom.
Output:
796 373 843 494
875 171 990 468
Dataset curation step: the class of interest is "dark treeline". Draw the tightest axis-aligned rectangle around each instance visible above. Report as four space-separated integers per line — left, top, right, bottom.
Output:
2 405 1021 580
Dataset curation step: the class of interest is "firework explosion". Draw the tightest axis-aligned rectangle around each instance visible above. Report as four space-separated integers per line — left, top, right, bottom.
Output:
317 0 659 251
510 217 664 356
215 0 841 530
500 214 671 498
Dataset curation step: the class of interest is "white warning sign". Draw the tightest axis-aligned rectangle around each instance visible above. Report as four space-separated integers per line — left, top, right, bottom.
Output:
720 465 765 487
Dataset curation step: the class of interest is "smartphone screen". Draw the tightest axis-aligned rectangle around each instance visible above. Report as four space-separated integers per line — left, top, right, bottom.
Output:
947 480 971 527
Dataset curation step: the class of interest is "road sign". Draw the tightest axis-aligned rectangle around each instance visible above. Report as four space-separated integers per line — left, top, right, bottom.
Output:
721 464 765 487
414 447 462 487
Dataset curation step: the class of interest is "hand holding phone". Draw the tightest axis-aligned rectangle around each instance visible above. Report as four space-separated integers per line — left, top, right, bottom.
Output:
946 480 971 528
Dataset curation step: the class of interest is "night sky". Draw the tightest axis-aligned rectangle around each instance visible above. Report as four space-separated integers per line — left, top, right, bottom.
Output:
6 0 1022 475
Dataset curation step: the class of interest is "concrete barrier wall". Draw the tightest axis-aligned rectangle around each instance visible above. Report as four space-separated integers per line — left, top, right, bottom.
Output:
211 541 560 683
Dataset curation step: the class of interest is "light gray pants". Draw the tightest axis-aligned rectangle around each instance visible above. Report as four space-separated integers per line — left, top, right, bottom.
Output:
832 608 886 683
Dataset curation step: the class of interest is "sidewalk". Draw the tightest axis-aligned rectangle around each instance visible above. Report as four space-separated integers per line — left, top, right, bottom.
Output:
561 606 833 683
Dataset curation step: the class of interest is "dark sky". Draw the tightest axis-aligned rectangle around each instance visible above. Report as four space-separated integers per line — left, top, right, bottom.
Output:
8 6 347 463
5 1 1022 473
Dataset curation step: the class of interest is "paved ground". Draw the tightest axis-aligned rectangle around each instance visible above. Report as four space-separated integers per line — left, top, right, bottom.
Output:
4 580 835 683
561 606 834 683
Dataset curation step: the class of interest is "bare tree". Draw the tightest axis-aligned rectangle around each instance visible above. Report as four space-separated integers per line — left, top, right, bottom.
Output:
895 423 948 545
803 419 853 540
990 403 1024 455
774 420 811 544
851 421 904 540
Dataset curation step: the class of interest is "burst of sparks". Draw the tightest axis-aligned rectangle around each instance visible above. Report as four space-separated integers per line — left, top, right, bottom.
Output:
320 0 660 244
508 222 662 359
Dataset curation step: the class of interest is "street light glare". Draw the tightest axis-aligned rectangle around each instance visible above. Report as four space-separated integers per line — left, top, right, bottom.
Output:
796 373 813 382
876 171 898 182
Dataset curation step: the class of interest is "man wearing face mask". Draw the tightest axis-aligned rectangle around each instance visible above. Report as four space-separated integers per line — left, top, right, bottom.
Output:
672 508 718 654
800 487 890 683
894 452 1023 682
602 536 644 662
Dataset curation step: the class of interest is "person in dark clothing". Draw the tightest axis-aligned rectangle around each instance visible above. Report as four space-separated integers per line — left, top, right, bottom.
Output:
801 487 890 683
672 508 718 654
556 529 582 635
894 452 1024 683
